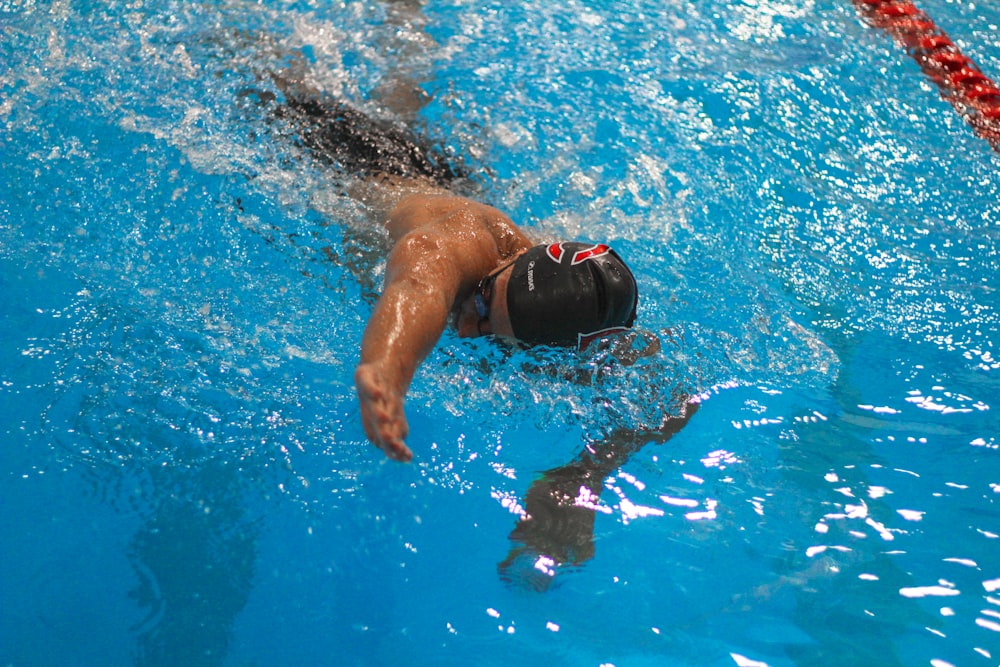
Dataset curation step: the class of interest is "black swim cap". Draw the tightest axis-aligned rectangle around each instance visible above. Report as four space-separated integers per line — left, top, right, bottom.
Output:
505 242 638 347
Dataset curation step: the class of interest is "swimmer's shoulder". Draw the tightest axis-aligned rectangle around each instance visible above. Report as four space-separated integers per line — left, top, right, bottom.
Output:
457 199 533 258
390 193 530 254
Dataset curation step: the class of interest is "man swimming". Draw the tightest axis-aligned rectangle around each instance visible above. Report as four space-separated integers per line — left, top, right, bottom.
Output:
270 73 694 588
354 184 639 462
273 88 639 462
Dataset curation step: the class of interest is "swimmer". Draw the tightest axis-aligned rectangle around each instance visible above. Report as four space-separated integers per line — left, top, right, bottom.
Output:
353 183 639 462
272 75 691 589
274 87 639 462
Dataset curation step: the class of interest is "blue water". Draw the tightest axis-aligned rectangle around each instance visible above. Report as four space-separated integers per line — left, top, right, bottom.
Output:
2 0 999 665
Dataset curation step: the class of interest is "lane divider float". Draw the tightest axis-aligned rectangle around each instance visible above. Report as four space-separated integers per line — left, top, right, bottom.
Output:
852 0 1000 150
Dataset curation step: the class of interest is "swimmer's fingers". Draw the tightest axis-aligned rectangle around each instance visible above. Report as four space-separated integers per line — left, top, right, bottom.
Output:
361 393 413 462
375 423 412 463
355 364 414 463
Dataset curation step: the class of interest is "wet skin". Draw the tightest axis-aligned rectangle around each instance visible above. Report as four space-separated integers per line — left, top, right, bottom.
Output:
354 190 532 461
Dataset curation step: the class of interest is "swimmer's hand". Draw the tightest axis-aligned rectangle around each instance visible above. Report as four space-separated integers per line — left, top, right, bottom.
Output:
355 363 413 462
497 462 599 591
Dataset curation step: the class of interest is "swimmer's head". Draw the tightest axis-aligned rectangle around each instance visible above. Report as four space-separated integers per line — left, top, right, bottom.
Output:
504 242 638 348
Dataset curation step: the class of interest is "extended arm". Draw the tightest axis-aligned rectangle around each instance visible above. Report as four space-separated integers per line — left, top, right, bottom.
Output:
355 232 461 462
499 399 699 590
354 192 530 461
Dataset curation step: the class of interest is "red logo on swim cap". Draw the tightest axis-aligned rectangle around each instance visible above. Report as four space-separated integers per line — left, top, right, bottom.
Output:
570 244 611 265
546 243 611 265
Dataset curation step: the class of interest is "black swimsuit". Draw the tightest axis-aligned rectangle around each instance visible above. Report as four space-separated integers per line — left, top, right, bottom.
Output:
274 92 466 185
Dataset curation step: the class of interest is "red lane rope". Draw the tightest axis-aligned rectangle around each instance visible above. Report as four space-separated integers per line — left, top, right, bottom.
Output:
852 0 1000 150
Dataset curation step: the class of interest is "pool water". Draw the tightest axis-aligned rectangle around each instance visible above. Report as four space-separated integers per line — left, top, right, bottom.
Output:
2 0 999 665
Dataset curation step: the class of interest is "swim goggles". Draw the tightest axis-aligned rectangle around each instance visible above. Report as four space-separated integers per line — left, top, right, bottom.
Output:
474 259 517 321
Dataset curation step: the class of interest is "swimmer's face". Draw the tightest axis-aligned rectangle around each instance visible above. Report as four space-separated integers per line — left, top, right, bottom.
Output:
455 261 517 339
